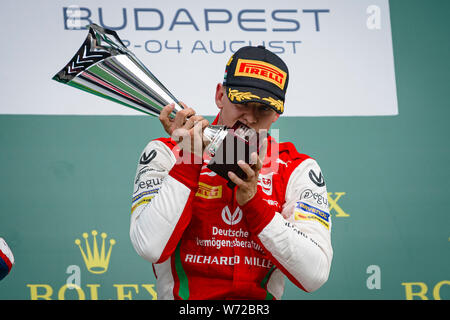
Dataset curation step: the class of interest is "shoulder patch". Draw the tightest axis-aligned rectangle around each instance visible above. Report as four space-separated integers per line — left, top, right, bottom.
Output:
294 201 330 230
154 137 177 149
153 137 180 157
278 141 311 162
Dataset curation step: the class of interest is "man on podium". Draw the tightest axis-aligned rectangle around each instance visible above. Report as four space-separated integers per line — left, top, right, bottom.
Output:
130 45 333 300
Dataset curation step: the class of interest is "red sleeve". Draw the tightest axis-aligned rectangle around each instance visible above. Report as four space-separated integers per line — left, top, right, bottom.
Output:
241 190 276 235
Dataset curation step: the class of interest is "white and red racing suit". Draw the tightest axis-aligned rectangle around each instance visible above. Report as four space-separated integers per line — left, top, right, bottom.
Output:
130 115 333 300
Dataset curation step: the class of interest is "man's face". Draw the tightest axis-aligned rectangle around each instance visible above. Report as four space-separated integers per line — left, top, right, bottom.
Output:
215 84 280 132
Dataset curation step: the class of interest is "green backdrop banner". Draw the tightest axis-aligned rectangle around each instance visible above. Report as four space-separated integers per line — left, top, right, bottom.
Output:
0 0 449 300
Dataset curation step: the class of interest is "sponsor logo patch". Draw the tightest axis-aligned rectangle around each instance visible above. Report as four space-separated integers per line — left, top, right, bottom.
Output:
195 182 222 199
140 150 157 165
132 189 159 203
294 201 330 230
309 169 325 187
258 173 273 195
221 206 243 226
299 189 328 208
234 59 287 89
131 197 154 214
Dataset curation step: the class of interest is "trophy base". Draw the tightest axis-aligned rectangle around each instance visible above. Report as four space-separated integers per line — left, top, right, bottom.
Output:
206 121 260 189
207 163 247 189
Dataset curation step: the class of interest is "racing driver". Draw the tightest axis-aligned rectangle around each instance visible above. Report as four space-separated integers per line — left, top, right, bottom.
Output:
130 46 333 300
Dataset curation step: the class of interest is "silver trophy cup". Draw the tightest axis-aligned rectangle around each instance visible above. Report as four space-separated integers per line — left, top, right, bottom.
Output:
52 23 260 188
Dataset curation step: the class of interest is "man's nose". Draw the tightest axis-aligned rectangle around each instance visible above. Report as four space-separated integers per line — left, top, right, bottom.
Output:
242 106 257 124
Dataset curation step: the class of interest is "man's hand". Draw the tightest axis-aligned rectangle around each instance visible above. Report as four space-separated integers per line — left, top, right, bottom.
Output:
159 102 195 136
159 102 209 157
227 138 268 206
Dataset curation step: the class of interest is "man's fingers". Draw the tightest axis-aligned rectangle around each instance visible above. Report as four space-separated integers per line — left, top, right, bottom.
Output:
251 138 267 171
258 138 268 165
189 118 204 136
201 119 210 129
179 101 189 109
250 152 258 166
238 160 256 180
189 120 204 156
159 104 175 133
174 108 196 128
173 108 194 128
184 116 195 130
227 171 247 188
185 115 205 130
159 103 175 121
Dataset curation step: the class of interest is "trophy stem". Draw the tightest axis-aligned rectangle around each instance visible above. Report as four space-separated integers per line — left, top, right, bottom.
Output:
203 125 228 156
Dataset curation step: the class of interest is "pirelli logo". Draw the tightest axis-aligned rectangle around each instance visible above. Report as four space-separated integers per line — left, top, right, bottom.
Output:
195 182 222 199
234 59 287 90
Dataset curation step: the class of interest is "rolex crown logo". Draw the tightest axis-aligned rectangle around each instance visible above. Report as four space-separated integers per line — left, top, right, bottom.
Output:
75 230 116 274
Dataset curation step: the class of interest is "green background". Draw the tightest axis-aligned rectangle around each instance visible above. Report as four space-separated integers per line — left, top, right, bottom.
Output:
0 0 449 300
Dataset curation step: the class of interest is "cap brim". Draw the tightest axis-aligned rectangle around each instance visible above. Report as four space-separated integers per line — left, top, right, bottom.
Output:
225 86 284 114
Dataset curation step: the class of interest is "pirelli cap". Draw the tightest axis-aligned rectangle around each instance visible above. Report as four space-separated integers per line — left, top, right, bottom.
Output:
223 45 289 114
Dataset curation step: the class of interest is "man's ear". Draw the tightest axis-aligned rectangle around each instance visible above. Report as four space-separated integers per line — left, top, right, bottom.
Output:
215 83 225 110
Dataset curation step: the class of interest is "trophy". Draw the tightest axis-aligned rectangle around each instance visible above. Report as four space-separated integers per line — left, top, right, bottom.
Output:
53 24 261 188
